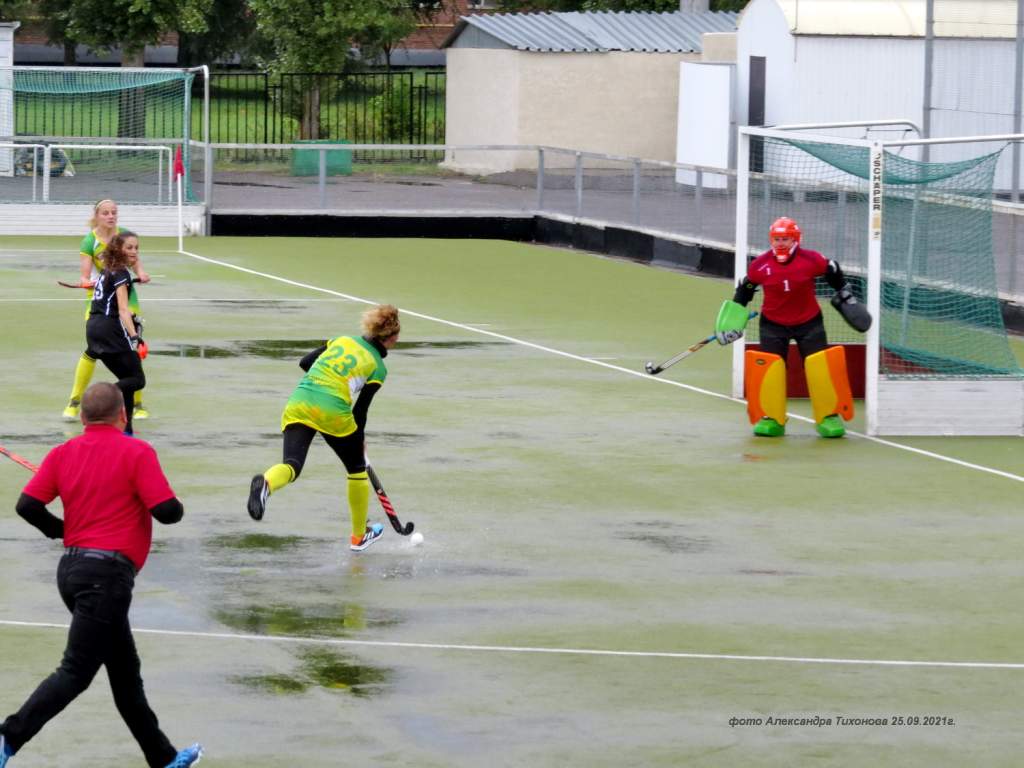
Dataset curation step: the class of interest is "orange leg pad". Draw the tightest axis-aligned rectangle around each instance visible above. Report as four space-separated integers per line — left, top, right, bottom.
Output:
744 350 787 425
805 346 855 423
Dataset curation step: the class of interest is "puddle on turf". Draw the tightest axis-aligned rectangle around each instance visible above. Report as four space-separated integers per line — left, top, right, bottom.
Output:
215 602 402 638
624 522 713 554
150 338 508 360
207 533 306 552
233 647 390 697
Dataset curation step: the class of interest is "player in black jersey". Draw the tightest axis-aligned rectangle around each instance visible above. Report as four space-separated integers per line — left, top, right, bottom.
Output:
85 232 146 434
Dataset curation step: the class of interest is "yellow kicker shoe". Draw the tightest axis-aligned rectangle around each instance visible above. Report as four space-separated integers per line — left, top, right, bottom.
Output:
133 406 150 420
62 401 80 421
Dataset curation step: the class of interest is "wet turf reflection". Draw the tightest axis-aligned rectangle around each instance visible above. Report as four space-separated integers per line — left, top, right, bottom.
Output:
215 602 402 638
207 533 306 551
150 338 509 360
624 522 713 554
232 647 390 697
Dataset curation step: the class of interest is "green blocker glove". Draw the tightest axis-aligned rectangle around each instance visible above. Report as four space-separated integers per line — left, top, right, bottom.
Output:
715 299 750 345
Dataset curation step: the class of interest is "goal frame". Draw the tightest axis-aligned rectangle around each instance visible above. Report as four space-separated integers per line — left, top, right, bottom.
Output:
735 123 1024 437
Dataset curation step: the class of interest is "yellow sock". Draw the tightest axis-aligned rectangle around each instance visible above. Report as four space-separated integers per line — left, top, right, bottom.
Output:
347 471 370 538
68 354 96 403
134 390 143 407
263 463 295 493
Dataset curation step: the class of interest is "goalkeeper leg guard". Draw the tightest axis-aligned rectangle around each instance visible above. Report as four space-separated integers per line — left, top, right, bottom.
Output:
63 354 96 419
347 471 371 541
745 350 787 436
805 347 854 438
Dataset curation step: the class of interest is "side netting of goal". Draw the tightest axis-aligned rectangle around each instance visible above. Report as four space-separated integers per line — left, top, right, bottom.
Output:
0 66 197 203
735 126 1023 436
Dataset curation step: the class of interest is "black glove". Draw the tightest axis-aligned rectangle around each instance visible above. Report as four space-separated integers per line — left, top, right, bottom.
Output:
131 314 144 336
128 334 141 352
831 285 872 332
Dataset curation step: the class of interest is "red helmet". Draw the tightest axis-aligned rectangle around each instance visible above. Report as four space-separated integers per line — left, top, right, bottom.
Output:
769 217 801 260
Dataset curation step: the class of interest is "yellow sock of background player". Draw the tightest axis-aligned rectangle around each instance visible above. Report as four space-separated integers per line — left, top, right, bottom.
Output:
347 471 370 539
263 463 295 493
63 354 96 417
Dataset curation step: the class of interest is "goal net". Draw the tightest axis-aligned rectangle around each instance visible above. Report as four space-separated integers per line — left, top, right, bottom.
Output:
736 125 1024 436
0 66 198 202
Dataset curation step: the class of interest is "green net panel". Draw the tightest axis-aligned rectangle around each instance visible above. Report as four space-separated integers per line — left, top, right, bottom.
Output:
0 67 195 202
746 136 1022 379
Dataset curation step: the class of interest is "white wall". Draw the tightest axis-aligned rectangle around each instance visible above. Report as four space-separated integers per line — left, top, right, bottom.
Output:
736 0 793 126
676 62 732 187
444 48 521 172
444 46 701 171
0 24 19 176
517 51 698 164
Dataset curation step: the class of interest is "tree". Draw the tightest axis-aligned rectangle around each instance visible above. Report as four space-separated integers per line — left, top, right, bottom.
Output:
67 0 212 66
65 0 211 138
176 0 268 68
249 0 424 139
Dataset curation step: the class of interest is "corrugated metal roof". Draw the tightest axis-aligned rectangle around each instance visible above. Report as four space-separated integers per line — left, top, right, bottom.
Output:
762 0 1017 38
444 10 738 53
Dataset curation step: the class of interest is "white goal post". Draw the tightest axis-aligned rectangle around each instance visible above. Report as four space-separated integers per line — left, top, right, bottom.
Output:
735 123 1024 437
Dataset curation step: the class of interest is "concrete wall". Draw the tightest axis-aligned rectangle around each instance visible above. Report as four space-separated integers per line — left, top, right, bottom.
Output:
445 46 700 172
444 48 522 172
517 51 698 165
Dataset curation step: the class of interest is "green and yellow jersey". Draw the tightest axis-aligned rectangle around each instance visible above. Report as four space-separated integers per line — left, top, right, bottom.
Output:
281 335 388 437
80 228 139 316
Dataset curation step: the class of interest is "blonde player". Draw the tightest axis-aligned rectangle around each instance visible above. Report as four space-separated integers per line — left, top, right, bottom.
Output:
247 305 401 552
62 199 151 420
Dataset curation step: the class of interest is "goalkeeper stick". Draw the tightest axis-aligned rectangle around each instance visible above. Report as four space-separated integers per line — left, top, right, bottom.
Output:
365 459 414 535
0 445 39 473
644 311 759 376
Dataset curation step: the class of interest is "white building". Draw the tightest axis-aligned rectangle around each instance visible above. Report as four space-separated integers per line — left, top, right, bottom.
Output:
443 10 737 171
736 0 1020 187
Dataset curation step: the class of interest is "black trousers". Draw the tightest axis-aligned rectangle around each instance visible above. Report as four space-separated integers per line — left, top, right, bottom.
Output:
0 553 176 768
97 351 145 434
758 313 829 361
282 422 364 479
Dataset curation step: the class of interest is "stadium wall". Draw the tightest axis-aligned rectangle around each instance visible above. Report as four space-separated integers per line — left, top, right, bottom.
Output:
207 211 1024 335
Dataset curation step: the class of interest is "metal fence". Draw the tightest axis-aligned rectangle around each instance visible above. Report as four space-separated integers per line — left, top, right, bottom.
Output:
201 71 446 162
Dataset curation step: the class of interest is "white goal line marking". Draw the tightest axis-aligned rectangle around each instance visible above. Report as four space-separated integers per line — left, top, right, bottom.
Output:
179 249 1024 485
1 619 1020 670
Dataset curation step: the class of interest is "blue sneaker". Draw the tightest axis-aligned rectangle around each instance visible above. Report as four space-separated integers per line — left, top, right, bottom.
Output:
350 522 385 551
0 734 12 768
164 743 202 768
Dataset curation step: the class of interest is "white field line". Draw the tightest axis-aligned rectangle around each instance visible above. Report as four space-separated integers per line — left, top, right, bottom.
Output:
0 620 1021 670
180 249 1024 485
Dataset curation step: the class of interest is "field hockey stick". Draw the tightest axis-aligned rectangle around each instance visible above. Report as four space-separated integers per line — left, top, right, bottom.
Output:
57 277 145 289
644 311 759 376
365 460 414 535
0 445 40 473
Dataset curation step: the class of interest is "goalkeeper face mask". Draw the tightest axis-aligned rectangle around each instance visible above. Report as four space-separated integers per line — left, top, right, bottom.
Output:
769 216 801 262
771 236 798 262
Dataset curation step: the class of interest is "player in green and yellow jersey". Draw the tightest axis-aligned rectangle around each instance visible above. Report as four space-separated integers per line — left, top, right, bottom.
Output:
247 304 402 552
62 199 152 421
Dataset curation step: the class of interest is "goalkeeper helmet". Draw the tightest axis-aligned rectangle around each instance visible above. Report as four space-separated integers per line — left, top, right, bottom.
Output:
769 217 801 262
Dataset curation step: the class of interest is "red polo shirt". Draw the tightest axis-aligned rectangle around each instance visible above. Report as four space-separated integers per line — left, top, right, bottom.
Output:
746 246 829 326
22 424 176 571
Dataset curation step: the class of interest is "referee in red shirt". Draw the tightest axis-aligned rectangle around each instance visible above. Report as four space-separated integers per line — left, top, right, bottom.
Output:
0 383 202 768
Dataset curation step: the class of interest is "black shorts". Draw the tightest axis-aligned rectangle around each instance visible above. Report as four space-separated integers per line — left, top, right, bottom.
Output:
86 315 132 356
758 313 828 361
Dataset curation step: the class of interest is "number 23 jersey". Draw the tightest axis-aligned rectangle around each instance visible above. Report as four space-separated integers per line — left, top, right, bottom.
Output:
746 247 828 326
281 335 388 436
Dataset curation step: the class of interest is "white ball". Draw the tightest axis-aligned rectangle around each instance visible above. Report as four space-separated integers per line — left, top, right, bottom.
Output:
409 531 424 547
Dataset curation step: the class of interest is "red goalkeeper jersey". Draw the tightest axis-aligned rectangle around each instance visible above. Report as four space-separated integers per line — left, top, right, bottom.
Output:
746 247 828 326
